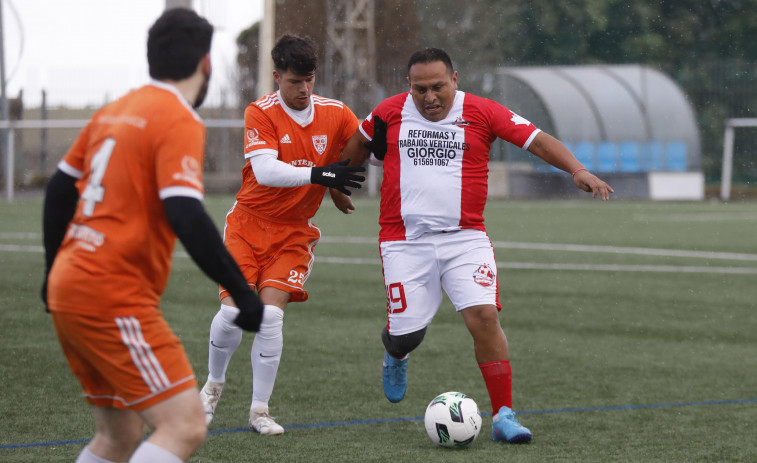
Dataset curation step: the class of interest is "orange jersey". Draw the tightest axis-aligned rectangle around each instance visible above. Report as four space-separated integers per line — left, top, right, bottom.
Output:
236 92 359 221
48 81 206 315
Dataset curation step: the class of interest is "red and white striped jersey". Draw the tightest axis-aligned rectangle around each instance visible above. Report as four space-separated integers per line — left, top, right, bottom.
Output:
360 91 540 242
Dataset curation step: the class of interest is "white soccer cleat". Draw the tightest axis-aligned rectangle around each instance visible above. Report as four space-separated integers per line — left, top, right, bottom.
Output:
199 380 225 425
249 406 285 435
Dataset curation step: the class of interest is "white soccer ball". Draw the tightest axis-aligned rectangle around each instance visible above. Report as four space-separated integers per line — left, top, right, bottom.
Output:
424 391 482 448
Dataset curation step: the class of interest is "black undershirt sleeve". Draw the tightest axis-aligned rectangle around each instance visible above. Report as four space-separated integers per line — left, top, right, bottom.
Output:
41 170 79 309
42 170 79 274
162 196 263 326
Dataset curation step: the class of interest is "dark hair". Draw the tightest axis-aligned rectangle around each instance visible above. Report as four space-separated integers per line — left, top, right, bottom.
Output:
147 8 213 80
407 48 454 75
271 34 318 75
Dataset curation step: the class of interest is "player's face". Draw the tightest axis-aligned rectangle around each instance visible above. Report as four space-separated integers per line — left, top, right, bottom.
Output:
275 69 315 111
407 61 458 122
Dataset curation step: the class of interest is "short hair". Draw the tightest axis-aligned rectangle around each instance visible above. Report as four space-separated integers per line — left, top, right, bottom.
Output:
407 48 454 76
271 34 318 75
147 8 214 80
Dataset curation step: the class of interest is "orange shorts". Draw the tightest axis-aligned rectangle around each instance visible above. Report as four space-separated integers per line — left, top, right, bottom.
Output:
220 202 321 303
50 309 197 411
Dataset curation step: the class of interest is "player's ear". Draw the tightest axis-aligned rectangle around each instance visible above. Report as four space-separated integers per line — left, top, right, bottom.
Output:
201 53 211 76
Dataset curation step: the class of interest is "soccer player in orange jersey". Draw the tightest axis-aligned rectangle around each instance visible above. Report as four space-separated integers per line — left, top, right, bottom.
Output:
198 35 365 435
41 9 264 463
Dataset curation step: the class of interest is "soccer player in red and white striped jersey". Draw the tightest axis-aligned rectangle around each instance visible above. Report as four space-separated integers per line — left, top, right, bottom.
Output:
335 48 613 444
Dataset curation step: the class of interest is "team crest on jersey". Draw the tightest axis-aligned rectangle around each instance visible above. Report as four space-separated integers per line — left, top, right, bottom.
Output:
472 263 495 287
246 128 265 148
172 155 202 189
312 135 327 155
453 116 470 126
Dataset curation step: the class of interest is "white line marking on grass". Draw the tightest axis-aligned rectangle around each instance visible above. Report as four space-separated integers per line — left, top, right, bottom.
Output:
0 232 41 239
318 236 757 262
312 256 757 274
497 262 757 274
490 241 757 262
632 212 757 222
5 239 756 274
0 244 44 252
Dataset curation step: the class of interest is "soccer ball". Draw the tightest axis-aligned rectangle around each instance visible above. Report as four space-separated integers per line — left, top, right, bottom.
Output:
424 392 482 448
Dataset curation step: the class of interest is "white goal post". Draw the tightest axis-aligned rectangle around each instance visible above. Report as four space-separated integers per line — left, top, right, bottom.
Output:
721 117 757 201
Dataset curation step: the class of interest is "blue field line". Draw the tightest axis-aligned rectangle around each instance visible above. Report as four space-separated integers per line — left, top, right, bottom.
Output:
3 398 757 450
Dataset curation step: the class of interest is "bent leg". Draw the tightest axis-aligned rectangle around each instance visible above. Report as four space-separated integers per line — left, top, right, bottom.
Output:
381 326 427 359
208 301 245 382
461 304 513 412
81 406 145 462
135 388 206 462
460 304 509 363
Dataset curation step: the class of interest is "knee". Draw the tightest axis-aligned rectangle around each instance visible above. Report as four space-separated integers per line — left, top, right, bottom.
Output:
382 326 426 358
91 422 145 458
173 414 207 450
186 421 207 450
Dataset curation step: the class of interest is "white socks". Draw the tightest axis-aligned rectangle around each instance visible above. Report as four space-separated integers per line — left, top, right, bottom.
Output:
75 446 117 463
75 443 182 463
129 442 182 463
207 304 244 383
250 305 284 410
207 304 285 410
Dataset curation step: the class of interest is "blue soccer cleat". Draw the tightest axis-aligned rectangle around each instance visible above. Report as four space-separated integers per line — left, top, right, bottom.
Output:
382 351 408 403
492 406 532 444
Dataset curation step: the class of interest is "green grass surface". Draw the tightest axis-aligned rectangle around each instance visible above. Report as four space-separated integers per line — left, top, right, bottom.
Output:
2 195 757 462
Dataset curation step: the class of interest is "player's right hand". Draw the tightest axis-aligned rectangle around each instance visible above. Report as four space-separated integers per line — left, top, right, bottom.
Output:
310 159 366 195
232 292 264 331
363 116 388 160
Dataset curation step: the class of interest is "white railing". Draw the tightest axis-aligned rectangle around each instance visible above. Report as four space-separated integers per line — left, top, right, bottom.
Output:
721 118 757 201
0 118 383 200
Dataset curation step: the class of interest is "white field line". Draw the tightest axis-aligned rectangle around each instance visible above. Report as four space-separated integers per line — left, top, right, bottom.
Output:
4 237 757 275
313 256 757 274
316 236 757 263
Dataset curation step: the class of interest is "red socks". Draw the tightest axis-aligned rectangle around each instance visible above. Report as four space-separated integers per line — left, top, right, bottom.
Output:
479 360 512 414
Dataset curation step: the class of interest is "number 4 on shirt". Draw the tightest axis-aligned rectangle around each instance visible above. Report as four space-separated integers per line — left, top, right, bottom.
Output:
81 138 116 217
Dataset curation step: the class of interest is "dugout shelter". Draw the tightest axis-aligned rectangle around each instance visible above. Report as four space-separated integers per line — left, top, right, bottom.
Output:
488 64 703 200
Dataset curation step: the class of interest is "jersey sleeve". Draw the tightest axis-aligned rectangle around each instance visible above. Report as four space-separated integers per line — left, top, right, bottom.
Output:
155 116 206 200
243 103 278 159
339 104 360 148
58 120 93 179
487 99 541 149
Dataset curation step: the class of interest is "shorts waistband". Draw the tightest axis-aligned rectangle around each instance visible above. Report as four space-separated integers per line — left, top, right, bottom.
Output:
231 201 309 225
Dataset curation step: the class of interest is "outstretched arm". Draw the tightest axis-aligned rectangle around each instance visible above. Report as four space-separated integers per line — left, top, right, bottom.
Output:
527 132 614 200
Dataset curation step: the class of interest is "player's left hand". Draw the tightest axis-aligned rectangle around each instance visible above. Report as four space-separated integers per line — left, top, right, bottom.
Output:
311 159 366 195
573 170 614 200
330 188 356 214
363 116 388 160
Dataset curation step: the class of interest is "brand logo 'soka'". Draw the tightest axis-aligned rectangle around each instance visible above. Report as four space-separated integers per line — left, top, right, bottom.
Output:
312 135 327 154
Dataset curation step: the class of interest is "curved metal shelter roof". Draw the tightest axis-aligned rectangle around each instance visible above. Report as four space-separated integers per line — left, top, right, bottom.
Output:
492 65 701 172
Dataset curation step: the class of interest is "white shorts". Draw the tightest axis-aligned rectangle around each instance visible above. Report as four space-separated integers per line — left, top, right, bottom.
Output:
380 229 500 336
